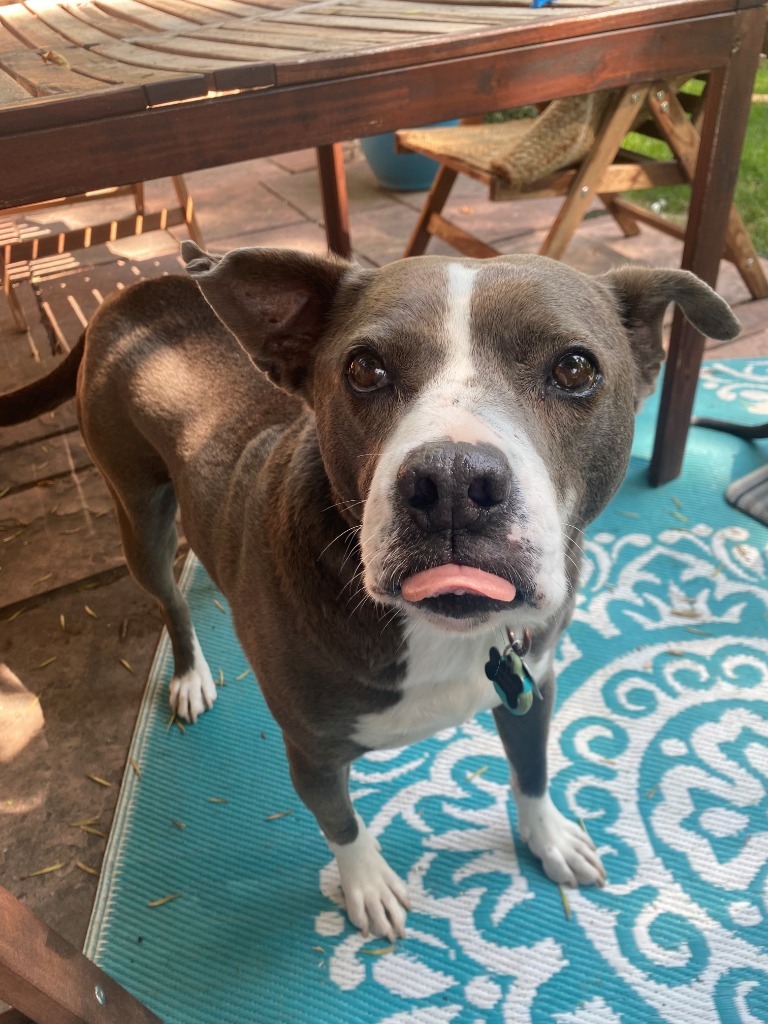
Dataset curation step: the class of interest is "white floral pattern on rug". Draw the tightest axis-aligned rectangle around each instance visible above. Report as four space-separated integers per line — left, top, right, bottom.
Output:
699 361 768 417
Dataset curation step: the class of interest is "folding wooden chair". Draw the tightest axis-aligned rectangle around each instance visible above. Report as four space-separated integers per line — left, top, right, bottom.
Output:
397 80 767 300
2 177 205 334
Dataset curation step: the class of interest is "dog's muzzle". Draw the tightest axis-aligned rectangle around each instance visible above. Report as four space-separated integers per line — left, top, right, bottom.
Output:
393 441 523 621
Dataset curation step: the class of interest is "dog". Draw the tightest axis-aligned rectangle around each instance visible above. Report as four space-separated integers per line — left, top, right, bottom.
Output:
0 245 739 940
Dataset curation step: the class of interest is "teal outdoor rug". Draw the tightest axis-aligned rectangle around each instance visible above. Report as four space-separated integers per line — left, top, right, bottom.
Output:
85 359 768 1024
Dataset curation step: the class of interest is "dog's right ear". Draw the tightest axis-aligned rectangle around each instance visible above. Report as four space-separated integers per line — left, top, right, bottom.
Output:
600 266 741 410
182 242 351 398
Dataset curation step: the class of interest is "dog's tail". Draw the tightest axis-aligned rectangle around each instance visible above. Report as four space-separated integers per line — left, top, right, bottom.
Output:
0 333 85 427
692 416 768 440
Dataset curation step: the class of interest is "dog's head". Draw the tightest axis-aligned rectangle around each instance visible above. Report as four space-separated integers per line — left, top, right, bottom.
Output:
183 243 738 635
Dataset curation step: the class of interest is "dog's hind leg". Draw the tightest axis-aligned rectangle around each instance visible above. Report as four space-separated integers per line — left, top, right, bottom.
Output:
109 477 217 723
493 660 605 888
285 741 409 940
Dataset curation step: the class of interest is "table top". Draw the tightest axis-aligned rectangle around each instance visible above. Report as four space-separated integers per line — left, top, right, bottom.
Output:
0 0 746 138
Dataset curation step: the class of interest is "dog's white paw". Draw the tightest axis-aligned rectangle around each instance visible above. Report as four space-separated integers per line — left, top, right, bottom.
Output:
516 792 606 888
169 632 217 723
329 817 410 941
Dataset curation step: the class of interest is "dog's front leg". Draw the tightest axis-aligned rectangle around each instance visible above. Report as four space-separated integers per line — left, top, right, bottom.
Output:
286 741 410 940
492 666 605 888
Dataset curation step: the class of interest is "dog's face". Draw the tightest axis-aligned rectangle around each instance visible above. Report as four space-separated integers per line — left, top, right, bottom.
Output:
184 245 739 635
313 255 637 634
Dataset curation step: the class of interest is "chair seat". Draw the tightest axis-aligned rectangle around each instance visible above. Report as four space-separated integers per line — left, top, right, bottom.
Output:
397 120 532 181
399 91 618 190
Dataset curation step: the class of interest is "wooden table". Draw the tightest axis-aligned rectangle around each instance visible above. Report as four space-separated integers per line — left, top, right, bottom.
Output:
0 0 765 488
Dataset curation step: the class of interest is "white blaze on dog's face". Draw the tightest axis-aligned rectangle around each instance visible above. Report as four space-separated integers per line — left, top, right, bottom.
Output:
312 255 640 634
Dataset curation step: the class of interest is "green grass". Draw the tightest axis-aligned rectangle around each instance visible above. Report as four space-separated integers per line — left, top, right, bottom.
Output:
622 67 768 256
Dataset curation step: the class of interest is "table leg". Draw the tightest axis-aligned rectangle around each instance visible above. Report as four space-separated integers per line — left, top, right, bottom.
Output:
648 5 766 486
316 143 352 258
0 886 163 1024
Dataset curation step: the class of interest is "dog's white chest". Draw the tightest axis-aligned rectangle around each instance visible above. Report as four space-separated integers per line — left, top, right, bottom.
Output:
353 621 503 751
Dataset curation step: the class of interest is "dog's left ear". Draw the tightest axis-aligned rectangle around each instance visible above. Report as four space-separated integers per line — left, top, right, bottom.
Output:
182 242 352 398
600 266 740 409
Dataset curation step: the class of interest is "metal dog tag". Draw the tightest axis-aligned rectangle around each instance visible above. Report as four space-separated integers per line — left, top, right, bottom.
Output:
484 628 541 716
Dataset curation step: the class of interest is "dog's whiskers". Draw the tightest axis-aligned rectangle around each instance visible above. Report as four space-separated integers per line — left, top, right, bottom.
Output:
395 619 417 656
316 525 361 563
347 588 373 620
339 566 367 600
320 497 367 517
378 605 401 637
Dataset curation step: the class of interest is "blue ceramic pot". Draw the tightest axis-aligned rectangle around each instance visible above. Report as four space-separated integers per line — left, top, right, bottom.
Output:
360 122 459 191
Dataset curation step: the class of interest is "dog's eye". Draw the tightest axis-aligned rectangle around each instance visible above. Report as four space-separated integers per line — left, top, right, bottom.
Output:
347 352 389 392
551 352 598 393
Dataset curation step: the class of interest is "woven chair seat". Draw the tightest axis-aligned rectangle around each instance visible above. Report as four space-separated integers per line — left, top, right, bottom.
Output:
397 120 532 180
398 91 617 189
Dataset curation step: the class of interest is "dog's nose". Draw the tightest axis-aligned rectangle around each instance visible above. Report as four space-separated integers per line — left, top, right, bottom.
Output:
397 442 512 532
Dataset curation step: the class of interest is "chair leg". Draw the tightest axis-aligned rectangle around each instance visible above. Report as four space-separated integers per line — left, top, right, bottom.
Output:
171 175 205 248
4 278 28 333
648 85 768 299
599 192 641 237
0 885 163 1024
403 165 458 257
723 205 768 299
132 183 146 217
539 85 651 260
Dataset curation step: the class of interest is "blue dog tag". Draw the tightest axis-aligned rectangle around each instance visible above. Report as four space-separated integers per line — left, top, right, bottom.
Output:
485 645 538 715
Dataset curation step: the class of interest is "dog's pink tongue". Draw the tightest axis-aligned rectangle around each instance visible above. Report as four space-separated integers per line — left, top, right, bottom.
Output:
401 564 516 603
